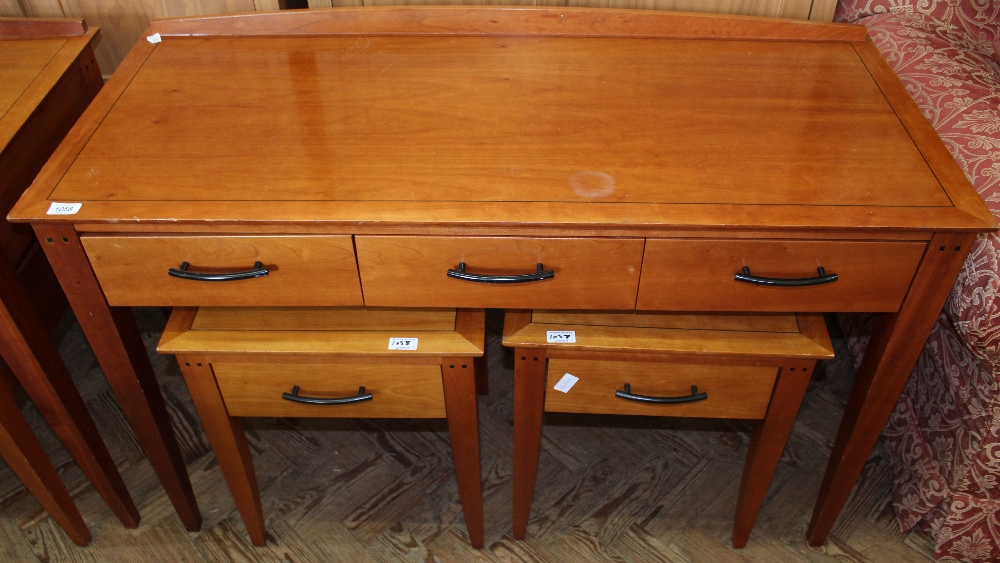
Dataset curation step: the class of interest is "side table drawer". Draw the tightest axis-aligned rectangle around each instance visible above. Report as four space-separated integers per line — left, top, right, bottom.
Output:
545 357 778 419
82 235 363 306
356 236 644 309
213 363 447 418
637 239 925 312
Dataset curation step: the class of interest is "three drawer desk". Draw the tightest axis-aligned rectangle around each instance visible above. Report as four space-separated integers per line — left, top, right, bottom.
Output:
9 7 996 545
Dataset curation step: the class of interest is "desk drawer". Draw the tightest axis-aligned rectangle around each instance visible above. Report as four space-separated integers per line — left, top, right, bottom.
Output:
356 236 644 309
545 358 777 419
636 239 925 312
82 235 363 307
213 363 447 418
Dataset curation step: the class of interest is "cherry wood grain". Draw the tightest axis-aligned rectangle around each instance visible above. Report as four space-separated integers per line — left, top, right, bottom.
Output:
0 249 139 528
507 323 834 359
356 236 643 309
531 310 801 333
0 379 90 546
544 357 778 418
637 239 926 312
807 233 977 545
177 361 265 546
192 306 456 331
733 359 815 547
441 358 484 548
0 21 140 533
0 17 87 37
8 7 997 550
147 6 863 40
214 362 448 418
82 235 363 307
511 348 547 540
33 224 202 532
162 305 485 546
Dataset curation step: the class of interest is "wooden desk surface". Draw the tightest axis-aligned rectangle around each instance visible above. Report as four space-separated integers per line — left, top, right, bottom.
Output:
9 7 993 234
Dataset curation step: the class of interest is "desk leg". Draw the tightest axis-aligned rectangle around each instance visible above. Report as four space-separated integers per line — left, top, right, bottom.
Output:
0 375 90 546
733 360 814 548
0 252 139 527
512 348 546 540
34 224 201 532
442 359 484 548
807 233 974 545
178 359 265 546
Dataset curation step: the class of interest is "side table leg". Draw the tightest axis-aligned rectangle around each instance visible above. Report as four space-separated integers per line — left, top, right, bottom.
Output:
34 224 201 532
178 359 265 546
0 377 90 546
732 360 814 548
807 234 974 545
512 348 546 540
0 250 138 527
442 358 484 548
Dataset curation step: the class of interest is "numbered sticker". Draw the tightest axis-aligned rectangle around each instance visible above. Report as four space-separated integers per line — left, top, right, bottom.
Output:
553 373 579 393
546 331 576 344
388 337 418 350
46 202 82 215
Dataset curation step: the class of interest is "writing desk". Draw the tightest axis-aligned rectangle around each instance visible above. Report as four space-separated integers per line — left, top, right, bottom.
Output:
9 7 996 544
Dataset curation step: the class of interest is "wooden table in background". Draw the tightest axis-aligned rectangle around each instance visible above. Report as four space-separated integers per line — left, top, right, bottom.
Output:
0 18 139 537
9 7 996 546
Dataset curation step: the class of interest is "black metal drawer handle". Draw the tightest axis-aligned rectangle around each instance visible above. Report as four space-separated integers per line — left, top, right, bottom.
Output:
615 384 708 405
168 261 269 282
281 385 373 406
446 262 554 284
734 266 838 287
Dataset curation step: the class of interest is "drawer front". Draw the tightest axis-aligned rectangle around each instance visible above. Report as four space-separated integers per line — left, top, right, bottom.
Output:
213 363 446 418
544 358 777 419
82 235 363 307
356 236 644 309
637 239 925 312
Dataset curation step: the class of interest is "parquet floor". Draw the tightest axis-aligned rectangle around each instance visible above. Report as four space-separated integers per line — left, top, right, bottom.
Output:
0 309 934 562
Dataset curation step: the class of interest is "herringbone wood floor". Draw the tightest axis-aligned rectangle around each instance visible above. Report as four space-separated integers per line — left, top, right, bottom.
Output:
0 309 934 562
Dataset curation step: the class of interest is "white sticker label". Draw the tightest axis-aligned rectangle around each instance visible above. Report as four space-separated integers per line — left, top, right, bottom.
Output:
46 202 82 215
546 330 576 344
146 33 162 44
388 337 418 351
553 373 579 393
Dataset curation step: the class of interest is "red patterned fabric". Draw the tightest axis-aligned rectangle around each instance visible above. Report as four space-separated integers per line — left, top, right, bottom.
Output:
835 1 1000 561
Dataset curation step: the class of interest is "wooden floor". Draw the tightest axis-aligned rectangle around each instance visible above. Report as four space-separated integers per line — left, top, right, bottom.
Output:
0 309 934 562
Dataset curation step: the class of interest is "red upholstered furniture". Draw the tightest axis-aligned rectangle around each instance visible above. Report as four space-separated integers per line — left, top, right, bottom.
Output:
836 1 1000 560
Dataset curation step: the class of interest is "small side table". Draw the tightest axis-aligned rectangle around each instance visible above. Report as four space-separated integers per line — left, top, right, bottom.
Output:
503 309 833 547
158 306 487 547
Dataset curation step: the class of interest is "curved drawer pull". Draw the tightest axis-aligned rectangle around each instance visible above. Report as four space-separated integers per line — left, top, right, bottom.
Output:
281 385 373 406
734 266 838 287
168 261 269 282
615 383 708 405
447 262 554 284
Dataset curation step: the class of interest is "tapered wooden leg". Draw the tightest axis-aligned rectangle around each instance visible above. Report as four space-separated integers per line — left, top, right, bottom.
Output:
177 358 265 545
34 224 201 532
442 358 484 548
732 360 814 548
0 377 90 546
512 348 546 540
808 234 974 545
0 243 138 527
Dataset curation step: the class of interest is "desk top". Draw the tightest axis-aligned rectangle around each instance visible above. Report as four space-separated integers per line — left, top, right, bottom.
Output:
9 7 995 234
